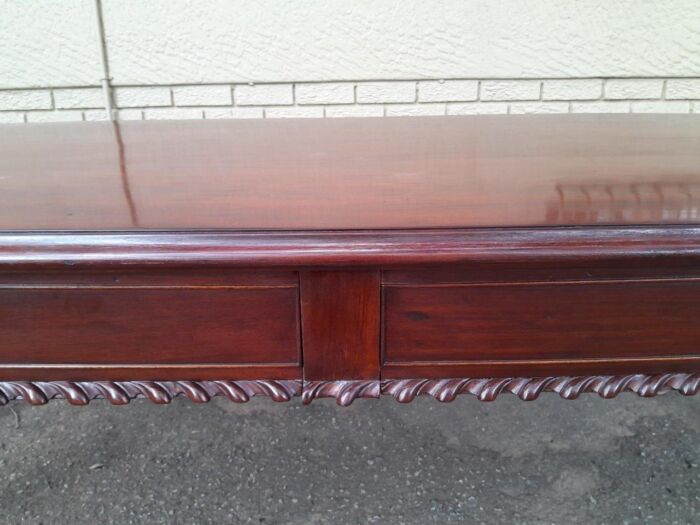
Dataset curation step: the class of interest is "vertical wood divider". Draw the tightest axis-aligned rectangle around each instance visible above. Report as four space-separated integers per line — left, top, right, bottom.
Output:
299 271 381 404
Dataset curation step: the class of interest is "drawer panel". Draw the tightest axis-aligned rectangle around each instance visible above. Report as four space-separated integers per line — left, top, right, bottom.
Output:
0 286 299 365
383 280 700 363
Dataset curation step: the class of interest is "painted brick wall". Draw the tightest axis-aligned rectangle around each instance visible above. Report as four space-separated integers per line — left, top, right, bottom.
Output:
1 1 699 123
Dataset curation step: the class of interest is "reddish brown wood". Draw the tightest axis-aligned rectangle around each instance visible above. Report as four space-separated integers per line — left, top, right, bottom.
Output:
3 374 697 406
300 271 380 381
1 116 699 231
0 269 297 286
302 380 380 406
0 117 699 402
382 261 700 286
4 227 700 270
381 374 700 402
382 357 700 380
384 279 700 363
0 365 300 382
0 380 302 405
0 285 299 365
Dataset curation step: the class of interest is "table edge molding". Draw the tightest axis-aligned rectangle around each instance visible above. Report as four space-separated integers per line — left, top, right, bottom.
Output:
3 226 700 269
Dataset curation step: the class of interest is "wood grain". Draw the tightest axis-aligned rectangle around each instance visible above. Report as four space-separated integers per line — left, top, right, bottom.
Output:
384 280 700 362
1 116 700 396
300 271 380 381
1 115 699 231
0 286 300 365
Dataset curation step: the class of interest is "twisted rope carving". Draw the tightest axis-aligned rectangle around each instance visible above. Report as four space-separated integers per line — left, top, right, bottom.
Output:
382 374 700 403
302 380 380 406
1 375 697 406
0 380 302 406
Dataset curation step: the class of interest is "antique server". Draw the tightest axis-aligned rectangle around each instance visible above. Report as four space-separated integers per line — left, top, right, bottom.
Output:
0 115 698 406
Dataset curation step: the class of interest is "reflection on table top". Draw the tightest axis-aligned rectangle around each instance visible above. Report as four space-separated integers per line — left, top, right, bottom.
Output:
0 114 699 231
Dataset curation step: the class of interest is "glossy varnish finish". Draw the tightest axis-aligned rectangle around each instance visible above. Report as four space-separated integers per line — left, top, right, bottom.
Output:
300 271 380 381
383 279 700 362
1 116 700 405
0 115 699 230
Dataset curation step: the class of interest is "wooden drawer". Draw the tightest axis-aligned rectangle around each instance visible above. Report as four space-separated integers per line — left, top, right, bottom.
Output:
383 278 700 364
0 271 300 366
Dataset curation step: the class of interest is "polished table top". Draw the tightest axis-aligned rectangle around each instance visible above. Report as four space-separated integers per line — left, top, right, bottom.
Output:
0 114 699 231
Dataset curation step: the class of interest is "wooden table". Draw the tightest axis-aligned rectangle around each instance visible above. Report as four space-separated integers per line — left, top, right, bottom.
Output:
1 115 699 406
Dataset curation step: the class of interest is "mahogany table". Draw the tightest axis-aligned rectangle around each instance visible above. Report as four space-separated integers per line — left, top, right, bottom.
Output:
0 115 699 406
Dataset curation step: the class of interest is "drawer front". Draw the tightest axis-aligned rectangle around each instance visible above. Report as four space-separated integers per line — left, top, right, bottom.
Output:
384 280 700 363
0 281 299 366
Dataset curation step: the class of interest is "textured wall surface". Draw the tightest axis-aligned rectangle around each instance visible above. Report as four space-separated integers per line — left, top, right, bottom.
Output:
1 0 699 121
100 0 700 84
0 0 101 88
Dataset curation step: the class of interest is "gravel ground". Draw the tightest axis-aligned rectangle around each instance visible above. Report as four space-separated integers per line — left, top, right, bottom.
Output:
0 392 698 524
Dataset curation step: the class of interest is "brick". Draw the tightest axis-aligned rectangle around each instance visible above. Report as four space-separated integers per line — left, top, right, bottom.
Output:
356 82 416 104
83 110 110 121
666 79 700 100
173 85 232 106
604 79 663 100
385 104 446 117
114 87 171 108
0 112 25 123
204 107 264 119
235 84 293 106
0 90 51 110
418 80 478 102
116 109 143 121
446 102 508 115
570 101 631 113
325 105 384 118
265 106 323 119
295 83 354 105
53 88 104 109
542 79 602 100
480 80 540 101
143 108 203 120
509 102 569 114
26 111 83 123
631 101 691 114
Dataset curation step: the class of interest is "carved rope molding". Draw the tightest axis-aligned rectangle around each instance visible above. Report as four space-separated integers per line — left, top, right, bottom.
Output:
302 380 381 406
381 374 700 403
1 374 699 406
0 380 302 406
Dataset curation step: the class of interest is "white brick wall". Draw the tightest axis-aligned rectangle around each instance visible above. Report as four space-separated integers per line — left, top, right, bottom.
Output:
386 104 446 117
2 77 699 124
53 88 104 109
418 81 478 102
325 105 384 118
447 102 508 115
264 106 324 118
203 107 264 119
235 84 293 106
114 87 171 108
542 80 602 100
172 85 232 106
295 83 354 105
605 79 664 100
356 82 416 104
666 79 700 99
1 1 699 124
0 90 52 111
480 81 541 101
